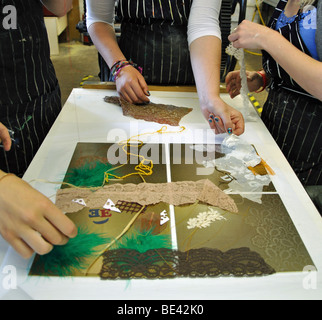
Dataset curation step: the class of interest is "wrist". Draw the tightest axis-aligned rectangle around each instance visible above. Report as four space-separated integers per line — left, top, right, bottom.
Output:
260 28 279 52
110 60 143 82
255 70 267 93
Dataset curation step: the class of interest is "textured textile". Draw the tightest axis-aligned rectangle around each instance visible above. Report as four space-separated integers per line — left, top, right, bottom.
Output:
100 247 276 279
262 87 321 185
55 180 239 213
104 95 192 126
0 0 61 176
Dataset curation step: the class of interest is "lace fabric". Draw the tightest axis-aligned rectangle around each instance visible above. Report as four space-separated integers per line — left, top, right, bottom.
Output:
55 179 238 214
104 96 193 126
99 247 276 280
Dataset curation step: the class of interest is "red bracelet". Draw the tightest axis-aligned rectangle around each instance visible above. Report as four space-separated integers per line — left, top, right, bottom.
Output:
255 70 267 93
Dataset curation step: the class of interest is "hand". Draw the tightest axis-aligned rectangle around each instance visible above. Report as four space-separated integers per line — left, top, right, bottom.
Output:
0 173 78 259
116 66 151 104
0 123 12 151
201 98 245 136
228 20 273 50
225 70 264 98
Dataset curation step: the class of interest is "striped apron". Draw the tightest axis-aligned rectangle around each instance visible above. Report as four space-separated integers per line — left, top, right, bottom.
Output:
0 0 61 177
262 0 321 185
115 0 195 85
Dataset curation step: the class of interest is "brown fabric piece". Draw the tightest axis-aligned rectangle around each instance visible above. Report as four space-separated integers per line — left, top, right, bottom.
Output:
55 179 238 213
104 96 193 126
99 247 276 279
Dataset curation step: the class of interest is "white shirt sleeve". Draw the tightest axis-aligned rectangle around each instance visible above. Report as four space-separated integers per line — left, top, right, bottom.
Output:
187 0 223 46
86 0 116 29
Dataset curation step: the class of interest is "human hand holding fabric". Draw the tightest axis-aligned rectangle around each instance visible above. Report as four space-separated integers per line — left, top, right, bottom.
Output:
228 20 273 50
225 70 264 98
0 172 77 259
115 65 151 104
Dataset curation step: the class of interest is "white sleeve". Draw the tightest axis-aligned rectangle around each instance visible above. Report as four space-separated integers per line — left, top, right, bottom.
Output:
86 0 116 29
187 0 222 46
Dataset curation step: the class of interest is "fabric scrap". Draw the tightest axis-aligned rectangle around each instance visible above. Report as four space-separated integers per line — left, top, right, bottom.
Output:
104 96 193 126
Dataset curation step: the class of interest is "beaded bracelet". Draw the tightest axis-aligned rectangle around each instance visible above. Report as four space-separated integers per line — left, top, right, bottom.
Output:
110 59 143 82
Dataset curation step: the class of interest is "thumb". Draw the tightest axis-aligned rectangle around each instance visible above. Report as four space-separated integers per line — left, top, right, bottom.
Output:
0 123 12 151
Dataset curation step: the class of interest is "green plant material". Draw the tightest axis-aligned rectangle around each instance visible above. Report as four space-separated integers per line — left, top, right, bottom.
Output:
112 228 172 253
65 160 112 187
32 227 111 277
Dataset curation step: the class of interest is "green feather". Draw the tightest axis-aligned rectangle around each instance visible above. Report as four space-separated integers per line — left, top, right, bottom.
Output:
65 160 112 188
113 228 172 253
31 227 111 277
31 227 172 277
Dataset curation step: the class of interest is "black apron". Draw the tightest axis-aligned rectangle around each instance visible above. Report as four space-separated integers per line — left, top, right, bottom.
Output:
261 0 321 186
115 0 195 85
0 0 61 177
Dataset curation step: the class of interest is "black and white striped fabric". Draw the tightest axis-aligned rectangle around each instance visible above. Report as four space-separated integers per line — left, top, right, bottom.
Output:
115 0 195 84
262 0 321 186
0 0 61 177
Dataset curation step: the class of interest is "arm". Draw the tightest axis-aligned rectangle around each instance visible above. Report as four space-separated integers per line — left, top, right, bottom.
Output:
229 20 322 101
41 0 73 17
188 0 245 135
0 171 77 259
86 0 149 104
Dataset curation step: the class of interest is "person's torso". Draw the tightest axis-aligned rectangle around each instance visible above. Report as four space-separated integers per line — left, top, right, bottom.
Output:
0 0 58 106
262 0 320 97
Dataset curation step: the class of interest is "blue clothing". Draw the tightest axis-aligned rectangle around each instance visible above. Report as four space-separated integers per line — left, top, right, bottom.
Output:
276 8 319 60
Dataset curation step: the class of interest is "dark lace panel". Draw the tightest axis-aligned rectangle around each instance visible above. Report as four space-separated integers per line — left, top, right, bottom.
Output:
100 247 276 280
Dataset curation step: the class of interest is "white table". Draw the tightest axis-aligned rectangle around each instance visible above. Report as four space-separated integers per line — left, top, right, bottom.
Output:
1 87 321 300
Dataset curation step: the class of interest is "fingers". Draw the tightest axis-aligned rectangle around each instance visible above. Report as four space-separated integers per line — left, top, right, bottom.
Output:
208 113 234 135
44 205 78 241
0 123 12 151
138 76 151 98
116 67 150 104
231 112 245 136
8 237 36 260
0 175 78 259
20 229 54 257
225 71 242 98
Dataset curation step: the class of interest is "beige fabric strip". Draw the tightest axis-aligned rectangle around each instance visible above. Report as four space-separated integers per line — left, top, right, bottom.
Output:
55 179 238 213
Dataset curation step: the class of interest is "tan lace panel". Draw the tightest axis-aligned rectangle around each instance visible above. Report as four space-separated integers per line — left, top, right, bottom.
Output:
55 179 238 213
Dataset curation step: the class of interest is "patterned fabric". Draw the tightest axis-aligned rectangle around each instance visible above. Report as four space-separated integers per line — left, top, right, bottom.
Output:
262 88 321 185
261 0 321 186
0 0 61 177
100 247 276 279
